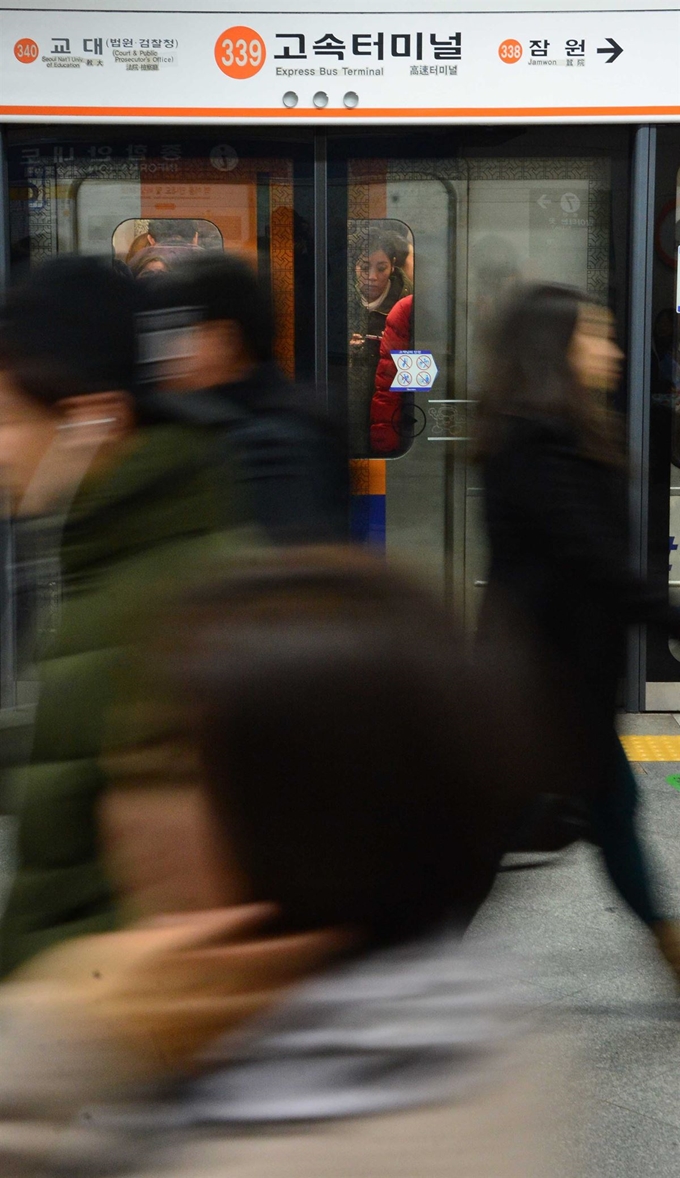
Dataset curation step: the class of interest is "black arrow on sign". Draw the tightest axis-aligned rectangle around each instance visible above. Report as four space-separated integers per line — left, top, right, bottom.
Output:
597 37 623 64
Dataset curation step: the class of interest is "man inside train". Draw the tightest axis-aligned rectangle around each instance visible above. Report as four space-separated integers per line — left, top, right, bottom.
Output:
128 219 202 280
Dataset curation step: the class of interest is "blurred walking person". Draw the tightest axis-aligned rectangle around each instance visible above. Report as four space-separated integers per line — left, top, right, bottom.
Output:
0 552 573 1178
138 254 348 543
0 256 248 976
475 282 680 978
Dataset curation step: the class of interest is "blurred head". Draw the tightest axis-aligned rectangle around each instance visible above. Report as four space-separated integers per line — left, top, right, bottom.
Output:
139 253 274 391
568 301 623 391
128 243 202 282
130 251 169 280
355 233 397 302
475 283 623 465
125 232 154 266
385 231 410 270
147 219 199 247
147 550 508 947
0 256 137 512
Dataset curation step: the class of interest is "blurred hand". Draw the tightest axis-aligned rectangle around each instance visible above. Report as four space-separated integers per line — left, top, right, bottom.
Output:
10 906 349 1077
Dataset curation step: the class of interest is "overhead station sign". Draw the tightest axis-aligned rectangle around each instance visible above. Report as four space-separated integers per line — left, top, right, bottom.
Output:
1 6 679 123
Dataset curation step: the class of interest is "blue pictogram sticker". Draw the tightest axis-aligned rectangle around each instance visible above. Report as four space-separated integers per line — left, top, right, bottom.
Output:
390 351 438 391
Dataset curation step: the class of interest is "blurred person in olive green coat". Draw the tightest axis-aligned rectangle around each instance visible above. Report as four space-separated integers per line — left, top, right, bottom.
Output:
0 257 250 976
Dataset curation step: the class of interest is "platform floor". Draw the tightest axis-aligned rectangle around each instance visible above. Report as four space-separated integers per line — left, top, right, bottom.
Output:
470 719 680 1176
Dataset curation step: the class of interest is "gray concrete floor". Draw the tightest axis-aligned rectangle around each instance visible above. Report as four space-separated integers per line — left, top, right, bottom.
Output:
469 751 680 1177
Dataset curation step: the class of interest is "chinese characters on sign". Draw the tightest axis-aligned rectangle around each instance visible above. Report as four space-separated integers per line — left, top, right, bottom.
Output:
5 11 635 117
42 33 179 70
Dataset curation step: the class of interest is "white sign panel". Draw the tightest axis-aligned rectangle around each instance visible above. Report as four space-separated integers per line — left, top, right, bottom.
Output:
390 351 438 390
1 8 679 123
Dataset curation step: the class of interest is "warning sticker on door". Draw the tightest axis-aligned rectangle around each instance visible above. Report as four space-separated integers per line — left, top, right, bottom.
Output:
390 350 438 390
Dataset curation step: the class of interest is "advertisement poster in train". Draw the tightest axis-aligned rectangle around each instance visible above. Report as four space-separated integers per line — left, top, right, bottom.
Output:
1 2 680 122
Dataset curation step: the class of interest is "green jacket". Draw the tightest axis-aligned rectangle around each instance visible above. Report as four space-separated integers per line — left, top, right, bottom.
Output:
0 425 246 976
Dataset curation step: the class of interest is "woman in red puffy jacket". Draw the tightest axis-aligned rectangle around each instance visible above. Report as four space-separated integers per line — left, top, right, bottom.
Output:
370 295 413 454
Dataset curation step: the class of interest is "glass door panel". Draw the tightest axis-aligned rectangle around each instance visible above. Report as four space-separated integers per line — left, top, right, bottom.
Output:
333 145 620 624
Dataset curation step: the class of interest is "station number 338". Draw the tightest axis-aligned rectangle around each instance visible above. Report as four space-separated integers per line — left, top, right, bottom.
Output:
215 26 266 78
498 38 523 62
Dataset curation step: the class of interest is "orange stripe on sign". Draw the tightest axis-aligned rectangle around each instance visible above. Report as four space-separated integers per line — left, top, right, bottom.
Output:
3 105 680 119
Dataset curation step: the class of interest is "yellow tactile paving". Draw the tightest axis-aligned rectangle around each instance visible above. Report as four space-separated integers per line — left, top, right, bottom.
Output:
619 734 680 762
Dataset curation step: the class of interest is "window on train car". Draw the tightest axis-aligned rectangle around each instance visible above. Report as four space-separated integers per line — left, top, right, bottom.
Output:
112 218 223 280
347 218 414 459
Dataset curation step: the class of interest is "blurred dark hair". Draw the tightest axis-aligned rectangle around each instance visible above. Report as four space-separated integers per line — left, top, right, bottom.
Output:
166 550 518 946
474 282 623 467
147 218 198 244
0 255 137 403
129 244 197 280
355 232 398 267
385 231 410 270
146 253 273 363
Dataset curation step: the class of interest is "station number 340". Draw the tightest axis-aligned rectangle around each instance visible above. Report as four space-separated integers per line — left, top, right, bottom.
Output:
214 26 266 78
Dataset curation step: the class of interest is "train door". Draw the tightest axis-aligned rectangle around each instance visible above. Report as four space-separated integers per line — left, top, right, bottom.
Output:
329 131 630 622
2 126 632 707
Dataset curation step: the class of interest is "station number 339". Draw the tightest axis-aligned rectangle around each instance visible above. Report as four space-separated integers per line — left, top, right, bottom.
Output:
215 26 266 78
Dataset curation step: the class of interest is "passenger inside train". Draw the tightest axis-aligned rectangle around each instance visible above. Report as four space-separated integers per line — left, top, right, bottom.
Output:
115 218 223 281
347 225 413 455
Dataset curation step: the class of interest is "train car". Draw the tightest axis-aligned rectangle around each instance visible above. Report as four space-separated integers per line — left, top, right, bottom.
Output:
0 0 679 711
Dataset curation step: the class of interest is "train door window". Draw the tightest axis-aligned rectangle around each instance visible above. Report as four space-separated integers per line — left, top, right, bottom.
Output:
330 136 629 622
112 217 224 279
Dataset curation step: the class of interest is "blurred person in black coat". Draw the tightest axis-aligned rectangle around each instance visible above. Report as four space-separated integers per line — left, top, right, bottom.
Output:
137 254 348 544
476 282 680 980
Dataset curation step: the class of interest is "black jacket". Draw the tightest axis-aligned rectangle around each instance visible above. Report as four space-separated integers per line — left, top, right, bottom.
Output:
142 365 349 545
483 415 676 728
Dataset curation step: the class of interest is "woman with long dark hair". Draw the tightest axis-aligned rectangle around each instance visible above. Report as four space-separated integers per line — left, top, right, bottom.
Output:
476 282 680 979
0 551 569 1177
